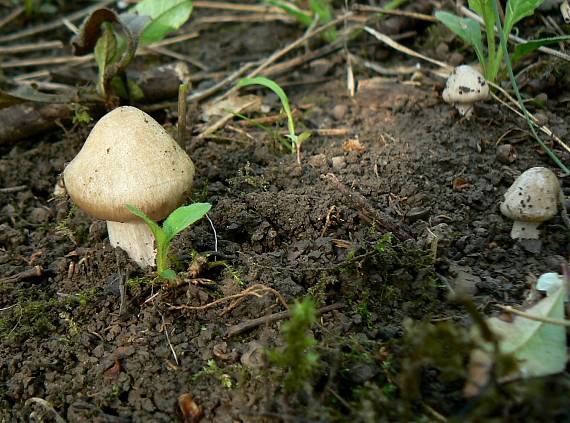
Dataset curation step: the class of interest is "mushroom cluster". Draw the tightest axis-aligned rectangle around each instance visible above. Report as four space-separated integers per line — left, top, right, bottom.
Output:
500 167 560 240
442 65 489 118
63 106 195 267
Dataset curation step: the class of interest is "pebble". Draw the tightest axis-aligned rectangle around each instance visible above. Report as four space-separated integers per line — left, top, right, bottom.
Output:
307 153 327 168
29 207 50 223
496 144 517 164
332 104 348 121
331 156 346 170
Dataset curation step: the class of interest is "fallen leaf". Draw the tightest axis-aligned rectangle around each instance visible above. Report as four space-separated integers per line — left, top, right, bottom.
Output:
201 94 262 122
342 138 366 153
465 273 567 396
178 393 203 423
452 177 471 190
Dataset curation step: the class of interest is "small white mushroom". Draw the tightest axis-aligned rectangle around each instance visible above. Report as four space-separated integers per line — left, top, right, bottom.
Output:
442 65 489 118
63 106 195 267
500 167 560 240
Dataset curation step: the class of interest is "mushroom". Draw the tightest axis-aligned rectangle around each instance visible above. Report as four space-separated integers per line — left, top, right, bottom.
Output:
499 167 560 240
63 106 195 267
442 65 489 118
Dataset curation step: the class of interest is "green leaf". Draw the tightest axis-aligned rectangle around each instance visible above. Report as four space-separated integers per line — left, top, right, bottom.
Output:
159 269 177 280
512 35 570 63
94 23 117 98
468 0 495 32
435 12 486 68
134 0 193 45
472 273 567 380
264 0 312 26
162 203 212 240
504 0 544 34
237 77 295 138
125 204 167 249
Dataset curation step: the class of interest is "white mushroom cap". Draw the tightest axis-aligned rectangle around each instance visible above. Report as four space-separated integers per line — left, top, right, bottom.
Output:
63 106 195 267
442 65 489 118
499 167 560 239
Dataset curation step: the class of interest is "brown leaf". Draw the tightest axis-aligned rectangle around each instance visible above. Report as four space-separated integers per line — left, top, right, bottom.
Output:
179 393 204 423
452 177 471 190
342 138 366 154
103 359 121 379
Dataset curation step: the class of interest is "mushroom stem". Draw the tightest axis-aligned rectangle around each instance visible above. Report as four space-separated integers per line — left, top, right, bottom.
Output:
456 104 474 118
106 221 156 267
510 220 540 240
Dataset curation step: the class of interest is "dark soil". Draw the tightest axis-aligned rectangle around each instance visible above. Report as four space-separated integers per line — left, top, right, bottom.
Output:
1 2 570 422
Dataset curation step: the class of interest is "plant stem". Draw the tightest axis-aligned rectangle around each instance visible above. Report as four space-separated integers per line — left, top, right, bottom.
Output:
492 0 569 174
177 82 189 145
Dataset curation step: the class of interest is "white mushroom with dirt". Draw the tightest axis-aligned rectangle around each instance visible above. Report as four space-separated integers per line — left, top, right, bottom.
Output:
63 106 195 268
499 167 560 240
442 65 489 118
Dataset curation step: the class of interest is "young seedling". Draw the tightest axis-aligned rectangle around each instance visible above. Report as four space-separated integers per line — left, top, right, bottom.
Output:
126 203 211 280
237 76 311 165
265 0 337 42
72 0 193 100
267 298 319 393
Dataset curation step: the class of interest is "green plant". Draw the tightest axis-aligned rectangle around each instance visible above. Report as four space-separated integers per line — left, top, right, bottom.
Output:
73 0 193 99
237 76 311 164
267 298 320 392
265 0 337 42
125 202 211 279
437 0 569 173
436 0 570 82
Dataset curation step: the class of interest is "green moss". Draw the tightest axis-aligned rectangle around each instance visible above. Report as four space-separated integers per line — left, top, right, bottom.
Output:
0 287 100 345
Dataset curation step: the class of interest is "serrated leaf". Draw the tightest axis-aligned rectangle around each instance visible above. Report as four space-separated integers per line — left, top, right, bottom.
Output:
134 0 193 45
162 203 211 240
512 35 570 63
435 12 485 68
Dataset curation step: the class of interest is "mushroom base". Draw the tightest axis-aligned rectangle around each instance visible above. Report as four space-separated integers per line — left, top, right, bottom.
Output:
510 221 540 240
456 104 474 118
107 221 156 268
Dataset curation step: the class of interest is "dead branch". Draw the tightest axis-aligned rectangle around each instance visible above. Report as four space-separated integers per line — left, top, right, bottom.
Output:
226 302 344 338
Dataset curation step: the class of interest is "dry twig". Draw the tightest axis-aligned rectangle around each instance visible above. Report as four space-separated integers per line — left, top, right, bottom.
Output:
226 302 344 338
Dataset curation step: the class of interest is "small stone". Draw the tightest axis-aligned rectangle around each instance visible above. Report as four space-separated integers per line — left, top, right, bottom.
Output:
406 207 430 222
534 111 548 126
331 156 346 170
435 42 449 58
307 153 327 168
452 268 480 296
332 104 348 121
449 52 464 66
240 341 266 369
496 144 516 164
29 207 50 223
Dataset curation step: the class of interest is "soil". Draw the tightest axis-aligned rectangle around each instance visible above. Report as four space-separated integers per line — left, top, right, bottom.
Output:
1 2 570 422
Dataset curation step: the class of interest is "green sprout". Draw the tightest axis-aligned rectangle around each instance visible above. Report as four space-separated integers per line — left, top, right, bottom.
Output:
265 0 337 42
125 202 211 280
436 0 570 83
267 298 320 392
237 76 311 165
73 0 193 100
